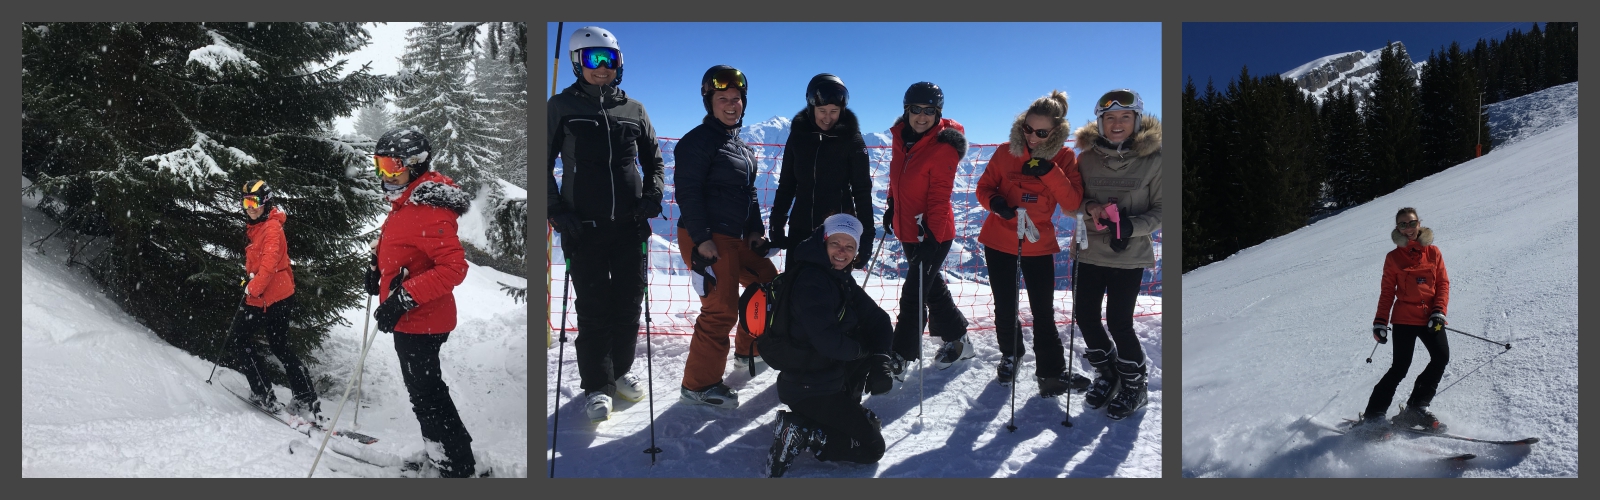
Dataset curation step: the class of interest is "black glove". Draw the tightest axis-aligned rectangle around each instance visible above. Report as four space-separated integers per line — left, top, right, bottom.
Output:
915 214 933 242
864 354 894 395
635 216 652 241
374 270 417 333
549 206 583 244
882 197 895 237
1020 157 1055 177
768 216 788 249
853 237 873 270
690 250 719 294
634 195 663 220
1428 311 1447 332
750 238 777 258
911 240 942 266
1107 217 1134 253
363 253 381 296
989 195 1017 220
1373 323 1389 344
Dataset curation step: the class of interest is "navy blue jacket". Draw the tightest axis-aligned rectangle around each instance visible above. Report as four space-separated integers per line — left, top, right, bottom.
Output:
674 115 764 245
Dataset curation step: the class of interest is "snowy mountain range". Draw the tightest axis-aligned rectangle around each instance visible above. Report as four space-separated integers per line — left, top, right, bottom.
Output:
1280 42 1425 107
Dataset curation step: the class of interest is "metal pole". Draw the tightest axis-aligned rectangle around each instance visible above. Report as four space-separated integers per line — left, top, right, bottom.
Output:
307 292 385 477
548 260 574 478
352 294 373 428
642 242 662 464
206 295 250 384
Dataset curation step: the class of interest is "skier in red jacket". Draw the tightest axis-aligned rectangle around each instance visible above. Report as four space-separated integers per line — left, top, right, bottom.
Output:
1357 207 1452 433
234 180 318 421
368 128 478 477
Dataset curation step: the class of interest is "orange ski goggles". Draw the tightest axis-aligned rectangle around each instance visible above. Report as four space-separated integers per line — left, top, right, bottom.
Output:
375 155 409 179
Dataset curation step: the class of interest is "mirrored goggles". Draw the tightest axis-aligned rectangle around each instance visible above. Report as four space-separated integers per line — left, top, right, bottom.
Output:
375 155 408 179
577 47 620 70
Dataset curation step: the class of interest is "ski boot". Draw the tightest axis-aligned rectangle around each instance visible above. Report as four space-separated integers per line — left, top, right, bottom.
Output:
889 352 913 382
286 396 322 424
1037 371 1092 398
1083 348 1121 409
248 390 281 412
585 390 613 422
933 335 975 370
996 355 1018 386
1348 412 1393 440
1392 405 1447 433
680 382 740 409
614 373 646 403
1105 357 1148 420
766 410 821 478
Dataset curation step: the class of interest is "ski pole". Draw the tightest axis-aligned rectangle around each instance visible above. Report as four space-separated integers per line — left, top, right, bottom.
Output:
1006 230 1022 433
206 295 250 384
917 258 925 420
1061 251 1078 428
307 287 385 478
1365 340 1381 364
549 259 573 478
642 242 663 464
1444 326 1511 350
352 293 374 428
861 225 887 289
550 23 563 98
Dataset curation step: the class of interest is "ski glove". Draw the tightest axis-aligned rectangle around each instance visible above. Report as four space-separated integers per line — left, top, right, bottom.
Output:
1429 311 1447 332
364 253 381 296
635 216 653 241
549 207 583 244
864 354 894 395
1373 323 1389 344
1100 204 1133 252
769 216 789 249
910 240 943 266
690 251 719 297
989 195 1017 220
1020 157 1055 177
374 270 417 334
853 237 873 270
634 195 663 220
882 197 895 237
914 213 933 242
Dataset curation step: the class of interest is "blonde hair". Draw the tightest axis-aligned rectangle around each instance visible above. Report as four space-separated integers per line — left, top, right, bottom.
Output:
1024 90 1069 124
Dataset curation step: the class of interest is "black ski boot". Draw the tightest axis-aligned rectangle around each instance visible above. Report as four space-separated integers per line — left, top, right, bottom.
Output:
1037 371 1092 398
1083 348 1120 409
996 355 1018 386
1348 412 1393 440
766 410 820 478
1392 405 1447 433
248 390 280 412
1106 357 1148 420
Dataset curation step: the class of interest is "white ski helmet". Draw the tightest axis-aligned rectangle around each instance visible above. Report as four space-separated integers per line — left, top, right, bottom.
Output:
569 26 623 86
1094 88 1144 137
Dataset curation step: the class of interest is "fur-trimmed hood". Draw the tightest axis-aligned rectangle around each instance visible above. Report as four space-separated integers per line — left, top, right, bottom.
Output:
401 171 471 216
1075 114 1162 159
1008 115 1071 159
1392 226 1434 247
791 106 862 137
891 116 968 158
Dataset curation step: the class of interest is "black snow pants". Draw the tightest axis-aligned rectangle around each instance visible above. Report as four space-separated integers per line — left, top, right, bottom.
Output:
787 359 886 464
1074 262 1146 366
1364 323 1450 417
984 246 1066 377
233 295 315 404
567 219 647 396
394 331 476 477
892 240 969 359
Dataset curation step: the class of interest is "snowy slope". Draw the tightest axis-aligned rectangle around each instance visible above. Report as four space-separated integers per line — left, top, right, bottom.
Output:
546 266 1162 478
1181 84 1578 477
21 202 529 477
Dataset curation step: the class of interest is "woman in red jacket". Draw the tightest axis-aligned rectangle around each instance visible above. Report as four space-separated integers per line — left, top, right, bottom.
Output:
886 81 971 372
976 90 1087 397
1357 207 1451 432
234 180 318 421
369 128 478 477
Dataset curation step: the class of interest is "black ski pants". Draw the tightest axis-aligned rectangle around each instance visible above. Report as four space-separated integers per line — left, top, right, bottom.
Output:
1074 262 1146 365
232 295 315 404
787 359 885 464
1364 323 1450 417
984 246 1066 377
567 219 647 396
893 240 968 359
393 331 476 477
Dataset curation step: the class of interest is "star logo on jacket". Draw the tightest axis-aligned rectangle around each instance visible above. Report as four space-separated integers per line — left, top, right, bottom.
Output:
1020 193 1039 203
1026 158 1042 168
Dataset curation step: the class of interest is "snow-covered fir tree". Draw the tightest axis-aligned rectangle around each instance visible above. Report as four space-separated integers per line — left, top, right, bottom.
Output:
21 22 391 362
353 103 395 141
393 22 502 195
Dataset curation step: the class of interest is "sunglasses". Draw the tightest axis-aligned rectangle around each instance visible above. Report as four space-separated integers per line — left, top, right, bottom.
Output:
1022 122 1052 139
576 47 620 70
1396 220 1420 229
807 82 849 108
906 105 939 116
375 155 408 179
706 68 747 93
241 195 263 210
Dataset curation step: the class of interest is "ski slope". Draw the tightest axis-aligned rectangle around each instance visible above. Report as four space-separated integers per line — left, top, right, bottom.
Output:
546 269 1162 478
1181 84 1578 477
20 197 529 478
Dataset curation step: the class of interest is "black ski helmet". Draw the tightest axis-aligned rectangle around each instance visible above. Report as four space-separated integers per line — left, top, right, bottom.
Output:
241 179 274 219
374 128 432 176
805 73 848 110
903 81 943 109
700 65 748 116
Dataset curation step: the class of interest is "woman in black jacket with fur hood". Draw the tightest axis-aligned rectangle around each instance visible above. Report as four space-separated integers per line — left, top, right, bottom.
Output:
770 74 876 269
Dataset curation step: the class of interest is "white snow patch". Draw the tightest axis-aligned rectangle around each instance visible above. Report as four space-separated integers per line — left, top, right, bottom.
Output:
186 31 262 75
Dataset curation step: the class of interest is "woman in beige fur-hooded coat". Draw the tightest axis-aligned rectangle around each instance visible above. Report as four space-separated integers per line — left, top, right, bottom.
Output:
1071 88 1161 421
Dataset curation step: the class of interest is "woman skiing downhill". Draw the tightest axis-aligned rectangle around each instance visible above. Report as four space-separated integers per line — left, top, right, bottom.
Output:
769 73 875 270
886 81 972 374
674 65 779 409
1073 89 1162 421
233 180 319 422
975 90 1089 397
1355 207 1451 432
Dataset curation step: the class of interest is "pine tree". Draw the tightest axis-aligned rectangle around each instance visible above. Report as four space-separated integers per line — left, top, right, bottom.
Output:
1364 42 1423 195
22 22 390 365
394 22 502 195
1181 77 1211 272
353 103 394 140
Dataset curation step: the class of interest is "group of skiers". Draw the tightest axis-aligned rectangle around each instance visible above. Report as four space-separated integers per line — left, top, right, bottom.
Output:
547 26 1163 476
230 128 482 477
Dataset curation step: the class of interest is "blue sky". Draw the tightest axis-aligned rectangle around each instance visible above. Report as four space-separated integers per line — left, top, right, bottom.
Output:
546 22 1161 145
1183 22 1530 88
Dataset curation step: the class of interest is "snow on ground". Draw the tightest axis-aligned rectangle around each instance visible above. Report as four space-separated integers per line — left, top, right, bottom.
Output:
1181 84 1578 477
546 265 1162 478
21 202 528 477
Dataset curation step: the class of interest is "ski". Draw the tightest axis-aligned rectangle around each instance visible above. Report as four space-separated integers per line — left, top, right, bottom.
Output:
219 382 376 444
288 439 427 478
1299 416 1473 461
222 384 309 437
1342 418 1540 446
1441 453 1477 462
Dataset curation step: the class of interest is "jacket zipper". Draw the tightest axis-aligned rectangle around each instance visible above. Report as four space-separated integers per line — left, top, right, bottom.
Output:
743 140 755 238
600 90 615 222
811 133 823 226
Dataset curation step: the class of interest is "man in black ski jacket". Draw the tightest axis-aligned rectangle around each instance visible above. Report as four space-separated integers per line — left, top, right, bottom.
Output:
771 73 875 270
765 214 894 477
547 26 666 422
